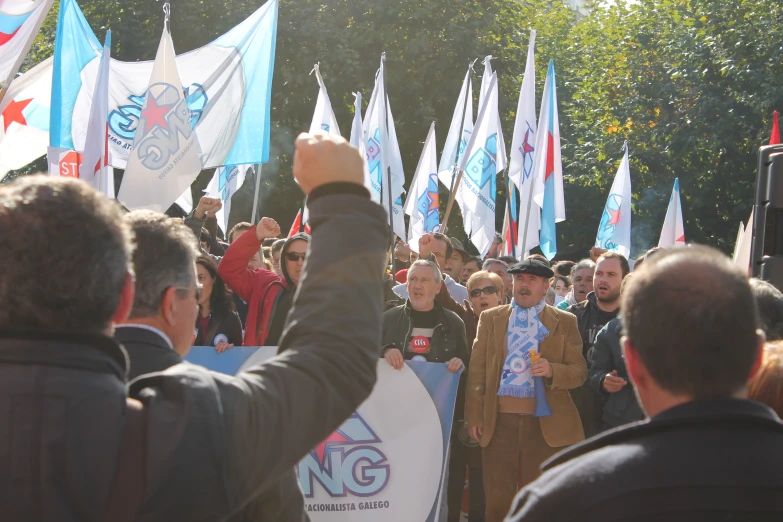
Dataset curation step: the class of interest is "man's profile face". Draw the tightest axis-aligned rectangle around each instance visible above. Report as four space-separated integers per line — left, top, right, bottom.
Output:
248 250 262 271
461 260 480 284
486 262 512 296
429 239 449 269
513 273 549 308
272 250 282 276
407 264 440 311
446 251 465 278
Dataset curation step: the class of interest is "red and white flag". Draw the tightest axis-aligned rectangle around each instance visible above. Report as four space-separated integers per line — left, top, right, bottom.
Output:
288 208 311 237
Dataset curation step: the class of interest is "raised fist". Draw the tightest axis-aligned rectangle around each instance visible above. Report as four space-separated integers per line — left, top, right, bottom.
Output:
256 217 281 241
418 233 434 260
590 247 608 262
292 132 363 195
194 196 222 219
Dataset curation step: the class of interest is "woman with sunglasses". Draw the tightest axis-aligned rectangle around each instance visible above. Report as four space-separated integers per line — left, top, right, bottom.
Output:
195 255 243 352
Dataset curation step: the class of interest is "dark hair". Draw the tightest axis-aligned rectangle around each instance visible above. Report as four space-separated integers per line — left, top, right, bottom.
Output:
431 233 454 259
271 238 286 255
750 279 783 341
622 245 759 398
633 254 646 270
596 251 631 278
498 255 517 265
0 176 132 332
125 211 200 318
196 255 235 316
464 256 481 269
644 247 664 262
200 228 210 243
228 222 253 243
553 261 575 278
552 275 571 289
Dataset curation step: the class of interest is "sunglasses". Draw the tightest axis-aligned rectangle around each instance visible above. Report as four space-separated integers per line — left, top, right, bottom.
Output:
470 285 498 298
286 252 307 262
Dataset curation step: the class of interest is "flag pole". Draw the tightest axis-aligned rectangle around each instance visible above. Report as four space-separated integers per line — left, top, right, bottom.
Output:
442 169 465 227
520 168 537 256
380 54 396 254
441 163 460 234
251 163 263 223
505 173 517 257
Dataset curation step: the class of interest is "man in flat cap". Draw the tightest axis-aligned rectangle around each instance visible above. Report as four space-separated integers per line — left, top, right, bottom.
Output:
465 256 587 522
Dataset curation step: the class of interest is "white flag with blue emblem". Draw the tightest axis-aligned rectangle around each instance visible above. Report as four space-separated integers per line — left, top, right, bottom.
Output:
205 164 250 233
308 64 340 136
118 24 203 212
349 92 372 196
363 55 406 239
405 123 439 252
458 72 503 257
511 31 539 257
595 143 632 258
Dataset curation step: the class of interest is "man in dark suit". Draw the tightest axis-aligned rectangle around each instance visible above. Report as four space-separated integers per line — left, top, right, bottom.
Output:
116 212 197 380
505 245 783 521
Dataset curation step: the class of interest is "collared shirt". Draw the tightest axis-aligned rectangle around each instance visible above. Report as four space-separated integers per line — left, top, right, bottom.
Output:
392 274 469 303
115 324 174 350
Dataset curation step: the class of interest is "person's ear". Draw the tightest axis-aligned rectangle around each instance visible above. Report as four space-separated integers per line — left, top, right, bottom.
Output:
160 287 179 326
111 272 135 325
622 336 644 389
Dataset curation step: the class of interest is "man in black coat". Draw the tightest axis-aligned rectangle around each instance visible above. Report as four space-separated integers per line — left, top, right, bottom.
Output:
0 132 388 521
505 245 783 522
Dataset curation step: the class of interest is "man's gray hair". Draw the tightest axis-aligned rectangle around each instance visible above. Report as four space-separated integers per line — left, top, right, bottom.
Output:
409 259 442 284
125 211 200 318
571 258 596 278
0 176 133 332
482 258 509 270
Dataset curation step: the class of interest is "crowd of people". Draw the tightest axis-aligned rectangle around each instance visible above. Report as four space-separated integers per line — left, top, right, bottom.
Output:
2 131 783 521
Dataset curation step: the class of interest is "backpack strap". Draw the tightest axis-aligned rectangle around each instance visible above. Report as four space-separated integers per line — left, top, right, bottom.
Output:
103 398 148 522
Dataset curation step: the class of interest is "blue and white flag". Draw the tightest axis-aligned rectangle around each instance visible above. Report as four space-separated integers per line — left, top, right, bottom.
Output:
117 24 202 212
595 143 632 258
458 72 504 257
363 55 406 239
404 123 440 251
186 346 461 522
205 165 251 234
510 31 539 257
0 0 54 89
51 0 278 169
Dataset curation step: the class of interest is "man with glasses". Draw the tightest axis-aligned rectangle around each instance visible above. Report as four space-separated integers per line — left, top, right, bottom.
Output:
116 211 203 380
219 217 310 346
393 232 469 303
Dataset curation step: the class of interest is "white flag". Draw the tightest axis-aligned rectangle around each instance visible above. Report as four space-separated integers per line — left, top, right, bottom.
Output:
118 25 203 212
458 72 503 256
79 31 113 197
658 178 685 247
0 56 51 180
363 55 406 240
733 209 753 273
205 164 250 233
511 31 539 257
175 186 193 214
309 64 340 136
404 123 439 251
595 143 632 258
350 92 372 196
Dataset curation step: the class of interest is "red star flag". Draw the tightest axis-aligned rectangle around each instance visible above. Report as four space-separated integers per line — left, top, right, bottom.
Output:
0 56 51 180
0 0 54 90
118 23 202 211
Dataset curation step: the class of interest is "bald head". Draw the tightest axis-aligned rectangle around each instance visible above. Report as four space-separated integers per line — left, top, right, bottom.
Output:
622 245 761 399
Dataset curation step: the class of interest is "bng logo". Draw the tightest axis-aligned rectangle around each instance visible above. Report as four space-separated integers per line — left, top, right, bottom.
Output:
298 413 390 498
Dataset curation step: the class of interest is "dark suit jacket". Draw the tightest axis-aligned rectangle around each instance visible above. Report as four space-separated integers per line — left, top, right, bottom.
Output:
505 398 783 521
115 326 182 381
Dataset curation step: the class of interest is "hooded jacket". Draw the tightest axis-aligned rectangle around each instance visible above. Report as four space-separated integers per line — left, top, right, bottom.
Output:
218 231 310 346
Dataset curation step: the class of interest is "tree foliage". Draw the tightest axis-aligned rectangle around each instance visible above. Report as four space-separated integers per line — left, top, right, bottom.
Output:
7 0 783 256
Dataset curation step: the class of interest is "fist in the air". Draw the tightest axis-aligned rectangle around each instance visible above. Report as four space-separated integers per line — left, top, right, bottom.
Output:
194 196 222 219
256 217 281 241
292 132 363 195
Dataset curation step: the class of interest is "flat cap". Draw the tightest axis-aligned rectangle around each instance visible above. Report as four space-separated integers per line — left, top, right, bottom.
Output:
449 237 468 255
508 258 554 278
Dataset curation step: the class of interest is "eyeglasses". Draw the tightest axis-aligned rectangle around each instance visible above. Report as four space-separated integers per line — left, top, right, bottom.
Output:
286 252 307 262
176 284 204 301
470 286 498 298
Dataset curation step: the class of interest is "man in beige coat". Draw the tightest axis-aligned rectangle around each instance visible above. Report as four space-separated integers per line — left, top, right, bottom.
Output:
465 257 587 522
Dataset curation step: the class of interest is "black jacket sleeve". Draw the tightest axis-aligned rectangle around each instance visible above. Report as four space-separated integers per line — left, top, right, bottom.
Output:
453 314 470 368
589 321 616 396
217 188 387 508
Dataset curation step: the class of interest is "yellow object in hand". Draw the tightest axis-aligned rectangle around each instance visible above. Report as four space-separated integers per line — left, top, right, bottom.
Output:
529 348 540 362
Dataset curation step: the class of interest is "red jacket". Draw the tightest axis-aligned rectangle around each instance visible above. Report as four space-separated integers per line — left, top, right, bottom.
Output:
218 228 288 346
